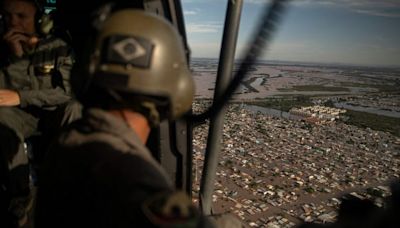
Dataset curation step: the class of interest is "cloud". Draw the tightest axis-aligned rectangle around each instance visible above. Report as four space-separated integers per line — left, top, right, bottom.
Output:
353 9 400 18
186 23 222 33
246 0 271 4
184 10 198 15
246 0 400 7
298 0 400 18
246 0 400 18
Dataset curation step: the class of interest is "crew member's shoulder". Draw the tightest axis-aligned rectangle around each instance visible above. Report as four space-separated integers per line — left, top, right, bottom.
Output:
36 35 72 54
55 118 133 154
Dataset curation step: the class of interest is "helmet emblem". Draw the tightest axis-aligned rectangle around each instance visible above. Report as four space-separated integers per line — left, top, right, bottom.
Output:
112 38 146 61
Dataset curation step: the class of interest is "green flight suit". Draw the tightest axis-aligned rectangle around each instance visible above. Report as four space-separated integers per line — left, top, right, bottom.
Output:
35 108 174 227
0 35 79 227
35 109 217 227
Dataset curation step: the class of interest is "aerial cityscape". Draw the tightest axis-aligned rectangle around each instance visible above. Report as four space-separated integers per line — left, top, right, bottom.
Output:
190 58 400 227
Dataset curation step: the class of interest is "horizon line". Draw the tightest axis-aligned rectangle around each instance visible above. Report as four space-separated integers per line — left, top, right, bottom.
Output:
190 57 400 69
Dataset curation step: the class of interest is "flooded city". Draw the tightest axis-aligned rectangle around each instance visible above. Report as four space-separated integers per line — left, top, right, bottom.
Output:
191 58 400 227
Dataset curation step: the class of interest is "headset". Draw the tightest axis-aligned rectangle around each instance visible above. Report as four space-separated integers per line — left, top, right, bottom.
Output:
0 0 54 36
33 0 54 36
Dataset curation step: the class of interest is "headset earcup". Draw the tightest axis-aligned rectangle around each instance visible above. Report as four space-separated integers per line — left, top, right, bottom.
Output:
38 14 54 35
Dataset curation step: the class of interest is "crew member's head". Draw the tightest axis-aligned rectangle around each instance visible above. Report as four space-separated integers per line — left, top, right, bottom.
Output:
1 0 40 35
75 9 194 127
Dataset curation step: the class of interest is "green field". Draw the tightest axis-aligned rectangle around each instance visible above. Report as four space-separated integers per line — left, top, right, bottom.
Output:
343 110 400 137
338 82 399 92
240 97 314 112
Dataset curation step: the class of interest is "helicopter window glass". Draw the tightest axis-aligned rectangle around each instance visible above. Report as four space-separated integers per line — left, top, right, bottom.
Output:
44 0 56 14
182 0 400 227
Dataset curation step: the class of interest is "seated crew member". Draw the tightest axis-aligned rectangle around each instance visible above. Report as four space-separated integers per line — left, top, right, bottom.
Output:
0 0 80 227
34 8 211 227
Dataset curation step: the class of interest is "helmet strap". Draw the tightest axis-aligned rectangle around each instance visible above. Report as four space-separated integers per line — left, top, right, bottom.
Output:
141 102 160 127
107 89 161 127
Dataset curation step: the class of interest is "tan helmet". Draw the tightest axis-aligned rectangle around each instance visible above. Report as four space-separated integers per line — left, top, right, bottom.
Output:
88 9 194 121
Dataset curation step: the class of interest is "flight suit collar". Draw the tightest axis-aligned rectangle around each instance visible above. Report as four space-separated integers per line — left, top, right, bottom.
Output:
83 108 172 185
84 108 148 154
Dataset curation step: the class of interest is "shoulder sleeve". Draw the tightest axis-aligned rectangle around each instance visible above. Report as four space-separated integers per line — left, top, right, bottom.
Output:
90 146 174 226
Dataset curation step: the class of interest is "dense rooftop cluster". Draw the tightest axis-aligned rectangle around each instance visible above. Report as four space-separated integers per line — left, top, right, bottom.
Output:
192 102 400 227
289 105 346 122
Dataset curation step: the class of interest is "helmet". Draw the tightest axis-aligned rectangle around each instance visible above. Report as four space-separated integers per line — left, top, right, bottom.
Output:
78 9 194 123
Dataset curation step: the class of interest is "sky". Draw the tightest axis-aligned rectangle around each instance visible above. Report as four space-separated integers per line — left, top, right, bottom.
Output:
181 0 400 67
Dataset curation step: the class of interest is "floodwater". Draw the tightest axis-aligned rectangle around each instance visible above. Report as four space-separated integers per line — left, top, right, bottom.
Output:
334 102 400 118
